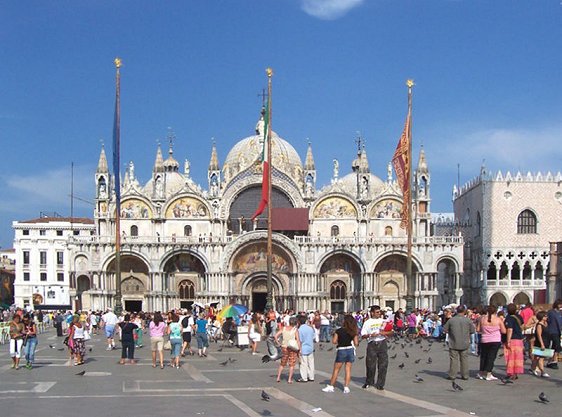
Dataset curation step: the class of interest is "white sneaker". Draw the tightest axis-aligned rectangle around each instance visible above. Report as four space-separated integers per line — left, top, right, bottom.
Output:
343 386 350 394
106 346 112 351
322 385 334 393
541 372 550 378
485 375 498 381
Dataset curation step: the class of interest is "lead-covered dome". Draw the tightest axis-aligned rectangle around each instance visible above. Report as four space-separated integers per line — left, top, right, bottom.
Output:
222 116 303 185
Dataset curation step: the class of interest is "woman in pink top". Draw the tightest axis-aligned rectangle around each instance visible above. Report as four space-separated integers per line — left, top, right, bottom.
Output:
149 312 167 369
476 305 506 380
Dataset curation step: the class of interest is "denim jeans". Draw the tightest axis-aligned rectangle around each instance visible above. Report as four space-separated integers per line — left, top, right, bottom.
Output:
320 325 330 342
25 337 38 364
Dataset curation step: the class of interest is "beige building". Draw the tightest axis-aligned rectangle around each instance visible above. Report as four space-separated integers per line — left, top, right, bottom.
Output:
454 167 562 306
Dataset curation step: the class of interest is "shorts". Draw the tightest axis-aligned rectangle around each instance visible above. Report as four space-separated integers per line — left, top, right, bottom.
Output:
335 348 355 363
544 332 562 353
151 336 164 351
182 333 192 343
170 339 182 358
196 333 209 349
280 347 298 367
408 327 417 335
10 339 24 358
105 325 115 338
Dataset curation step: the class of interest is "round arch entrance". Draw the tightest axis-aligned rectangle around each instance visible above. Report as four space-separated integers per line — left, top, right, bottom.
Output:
489 292 507 307
374 254 419 311
107 254 149 312
163 253 206 309
513 292 530 306
320 253 361 313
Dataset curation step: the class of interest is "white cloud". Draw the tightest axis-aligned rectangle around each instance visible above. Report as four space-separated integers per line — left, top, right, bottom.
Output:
0 165 94 215
300 0 364 20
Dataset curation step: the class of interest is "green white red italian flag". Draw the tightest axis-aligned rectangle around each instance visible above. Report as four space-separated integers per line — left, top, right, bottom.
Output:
251 104 270 220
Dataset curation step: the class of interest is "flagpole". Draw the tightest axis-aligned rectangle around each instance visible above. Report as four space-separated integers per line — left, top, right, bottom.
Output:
405 79 414 312
113 57 123 315
265 67 274 312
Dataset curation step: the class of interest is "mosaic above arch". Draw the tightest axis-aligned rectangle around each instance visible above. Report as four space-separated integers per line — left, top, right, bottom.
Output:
313 197 357 219
119 198 152 219
233 243 292 274
371 199 402 219
166 197 209 219
320 254 361 274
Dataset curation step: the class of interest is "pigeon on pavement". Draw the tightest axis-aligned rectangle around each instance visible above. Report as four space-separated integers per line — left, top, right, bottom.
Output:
415 359 421 364
538 392 549 403
75 370 86 376
390 353 397 359
261 390 271 401
500 377 513 384
452 381 463 391
427 357 433 364
219 360 229 366
398 363 405 369
49 344 56 349
414 374 424 382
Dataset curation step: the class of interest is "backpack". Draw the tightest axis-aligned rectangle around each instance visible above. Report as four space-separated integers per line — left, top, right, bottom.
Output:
181 316 190 328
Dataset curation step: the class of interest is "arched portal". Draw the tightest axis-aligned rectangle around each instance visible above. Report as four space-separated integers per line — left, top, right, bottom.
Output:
374 255 419 310
320 253 361 312
164 253 206 308
436 259 458 307
107 254 150 312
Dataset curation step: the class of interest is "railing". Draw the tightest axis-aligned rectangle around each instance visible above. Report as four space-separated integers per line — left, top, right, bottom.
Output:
70 233 463 246
487 279 546 288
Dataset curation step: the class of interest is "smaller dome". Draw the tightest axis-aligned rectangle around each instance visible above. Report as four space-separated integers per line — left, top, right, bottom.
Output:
337 173 385 197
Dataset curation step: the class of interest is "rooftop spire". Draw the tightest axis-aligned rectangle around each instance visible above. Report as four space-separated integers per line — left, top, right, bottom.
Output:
417 145 428 173
304 140 315 170
153 143 164 173
96 144 108 173
209 138 220 171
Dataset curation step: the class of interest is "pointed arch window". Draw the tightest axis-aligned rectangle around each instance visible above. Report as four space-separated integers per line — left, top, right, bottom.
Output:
331 225 339 237
130 225 138 237
517 210 537 234
178 280 195 299
330 280 346 300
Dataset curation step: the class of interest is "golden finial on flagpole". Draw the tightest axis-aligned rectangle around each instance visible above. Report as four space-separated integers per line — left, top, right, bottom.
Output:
406 79 414 88
114 57 122 68
266 67 273 78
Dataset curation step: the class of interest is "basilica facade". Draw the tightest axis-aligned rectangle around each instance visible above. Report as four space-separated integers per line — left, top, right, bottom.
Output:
64 110 463 313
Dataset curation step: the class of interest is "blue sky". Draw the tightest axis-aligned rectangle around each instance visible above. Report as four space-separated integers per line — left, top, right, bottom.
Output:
1 0 561 248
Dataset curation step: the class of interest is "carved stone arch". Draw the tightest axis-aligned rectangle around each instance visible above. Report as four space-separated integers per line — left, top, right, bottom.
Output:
220 170 304 219
317 250 365 274
160 250 208 275
240 272 284 295
434 255 461 272
489 291 508 307
221 231 303 273
370 251 423 274
310 193 359 220
229 239 296 276
102 251 151 273
513 291 531 305
73 254 90 272
106 253 151 292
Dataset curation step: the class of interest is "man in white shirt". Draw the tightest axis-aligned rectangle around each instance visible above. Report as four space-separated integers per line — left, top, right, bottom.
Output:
101 308 118 350
360 305 393 391
180 310 195 356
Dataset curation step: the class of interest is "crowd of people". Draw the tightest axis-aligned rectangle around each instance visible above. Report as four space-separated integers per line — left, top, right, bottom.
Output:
2 300 560 396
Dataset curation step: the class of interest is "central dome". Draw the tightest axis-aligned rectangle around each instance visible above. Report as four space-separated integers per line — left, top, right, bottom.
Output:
223 128 303 185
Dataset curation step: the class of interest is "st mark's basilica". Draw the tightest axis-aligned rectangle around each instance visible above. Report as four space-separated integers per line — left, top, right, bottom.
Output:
66 109 463 313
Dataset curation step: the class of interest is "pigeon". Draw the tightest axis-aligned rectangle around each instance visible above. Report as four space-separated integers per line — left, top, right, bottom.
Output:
228 357 237 363
75 370 86 376
318 344 324 350
261 410 272 416
327 346 334 352
219 360 229 366
239 346 246 351
401 343 405 349
57 348 65 351
217 347 223 352
423 348 431 353
88 348 93 352
398 363 405 369
500 377 513 384
427 357 433 364
498 353 504 358
261 390 271 401
416 339 422 344
409 343 413 348
261 355 271 363
538 392 549 403
357 355 365 360
404 352 409 358
414 374 424 382
414 359 421 364
390 353 397 359
452 381 463 391
49 344 56 349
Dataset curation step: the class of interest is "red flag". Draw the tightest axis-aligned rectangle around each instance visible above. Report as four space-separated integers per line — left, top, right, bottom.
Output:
392 113 411 229
251 103 270 220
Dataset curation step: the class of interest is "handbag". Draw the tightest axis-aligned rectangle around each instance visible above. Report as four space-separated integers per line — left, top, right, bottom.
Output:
83 330 91 341
532 347 554 358
163 340 172 350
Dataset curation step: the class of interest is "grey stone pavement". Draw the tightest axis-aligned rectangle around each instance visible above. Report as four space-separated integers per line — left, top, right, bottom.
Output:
0 328 559 417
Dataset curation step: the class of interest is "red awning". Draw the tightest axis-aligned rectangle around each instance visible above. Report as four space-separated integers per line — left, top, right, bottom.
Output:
271 208 309 231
